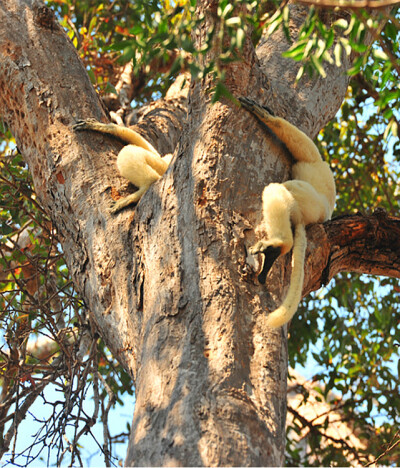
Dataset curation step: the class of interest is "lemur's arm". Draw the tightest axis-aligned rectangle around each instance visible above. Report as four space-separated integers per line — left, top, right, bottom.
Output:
238 97 322 164
73 119 159 155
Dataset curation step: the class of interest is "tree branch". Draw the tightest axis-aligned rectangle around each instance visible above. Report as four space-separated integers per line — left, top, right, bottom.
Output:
0 0 189 379
296 0 400 9
304 209 400 296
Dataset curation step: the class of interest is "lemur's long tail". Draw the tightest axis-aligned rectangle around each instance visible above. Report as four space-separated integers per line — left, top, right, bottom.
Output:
265 224 307 328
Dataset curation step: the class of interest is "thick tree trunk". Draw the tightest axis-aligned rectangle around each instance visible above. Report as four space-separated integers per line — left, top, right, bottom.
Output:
124 6 348 463
1 1 397 466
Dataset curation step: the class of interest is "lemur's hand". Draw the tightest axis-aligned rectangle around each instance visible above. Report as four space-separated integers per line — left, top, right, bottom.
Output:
249 241 282 284
72 119 100 131
239 97 275 119
249 239 271 256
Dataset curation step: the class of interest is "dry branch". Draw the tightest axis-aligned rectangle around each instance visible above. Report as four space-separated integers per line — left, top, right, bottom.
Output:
296 0 400 9
304 209 400 296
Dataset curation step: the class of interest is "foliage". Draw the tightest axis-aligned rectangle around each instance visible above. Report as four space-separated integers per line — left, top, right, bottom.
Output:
0 0 400 465
287 16 400 464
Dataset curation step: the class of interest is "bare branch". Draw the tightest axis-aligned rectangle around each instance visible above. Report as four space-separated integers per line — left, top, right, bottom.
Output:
304 209 400 296
365 429 400 466
0 380 48 459
287 405 364 463
296 0 400 9
97 371 116 466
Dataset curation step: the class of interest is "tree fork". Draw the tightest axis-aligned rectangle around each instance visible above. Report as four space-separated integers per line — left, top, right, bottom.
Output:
0 0 396 466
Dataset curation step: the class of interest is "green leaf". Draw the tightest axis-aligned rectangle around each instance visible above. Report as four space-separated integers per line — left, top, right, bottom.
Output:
88 15 97 36
349 39 368 53
225 17 241 26
282 41 307 59
130 24 144 35
385 21 397 40
311 54 326 78
325 29 335 50
87 68 96 84
104 82 117 95
333 18 349 29
219 3 233 18
211 81 234 103
334 42 342 67
339 37 352 56
295 64 305 82
236 28 245 49
372 49 389 61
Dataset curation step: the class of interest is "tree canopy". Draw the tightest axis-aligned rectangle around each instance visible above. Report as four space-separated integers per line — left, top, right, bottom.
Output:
0 0 399 466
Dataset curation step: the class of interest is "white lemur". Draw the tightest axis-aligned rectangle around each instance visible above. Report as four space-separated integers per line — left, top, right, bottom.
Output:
239 97 336 328
73 119 172 213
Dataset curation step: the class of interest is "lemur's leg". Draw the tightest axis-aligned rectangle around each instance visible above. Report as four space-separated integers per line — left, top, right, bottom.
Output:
107 145 167 213
249 184 298 283
117 145 169 185
73 119 159 155
117 145 165 186
284 179 331 225
239 97 322 164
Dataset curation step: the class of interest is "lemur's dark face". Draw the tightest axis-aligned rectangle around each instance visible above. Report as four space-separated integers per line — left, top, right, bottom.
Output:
257 245 282 284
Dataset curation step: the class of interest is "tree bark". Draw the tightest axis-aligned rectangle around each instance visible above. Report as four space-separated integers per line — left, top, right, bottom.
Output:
304 210 400 296
0 0 397 466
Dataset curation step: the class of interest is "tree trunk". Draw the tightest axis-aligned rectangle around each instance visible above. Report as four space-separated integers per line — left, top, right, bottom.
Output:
1 1 397 466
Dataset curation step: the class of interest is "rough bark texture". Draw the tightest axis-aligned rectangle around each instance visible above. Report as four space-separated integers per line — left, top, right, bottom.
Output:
304 210 400 296
256 4 351 137
0 0 397 466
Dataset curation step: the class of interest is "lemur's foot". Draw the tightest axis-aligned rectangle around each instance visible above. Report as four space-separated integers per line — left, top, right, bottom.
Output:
249 240 282 284
109 197 136 215
109 200 126 215
239 96 275 118
73 118 101 131
109 189 147 214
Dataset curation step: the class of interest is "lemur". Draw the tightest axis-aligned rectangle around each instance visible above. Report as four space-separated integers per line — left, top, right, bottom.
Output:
73 119 172 214
239 97 336 328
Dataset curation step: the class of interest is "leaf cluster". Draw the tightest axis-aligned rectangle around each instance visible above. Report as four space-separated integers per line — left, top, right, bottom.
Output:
287 76 400 463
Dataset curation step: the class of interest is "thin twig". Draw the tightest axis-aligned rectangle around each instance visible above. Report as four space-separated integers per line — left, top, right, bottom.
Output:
0 381 48 459
97 371 116 467
296 0 400 9
364 429 400 466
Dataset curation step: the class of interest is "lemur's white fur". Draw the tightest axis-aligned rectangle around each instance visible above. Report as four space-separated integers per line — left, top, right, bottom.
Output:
240 97 336 328
73 119 172 213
